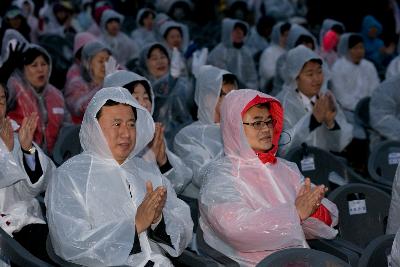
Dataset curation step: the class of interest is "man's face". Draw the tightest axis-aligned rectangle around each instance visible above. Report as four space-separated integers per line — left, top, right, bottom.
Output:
349 43 365 64
242 105 274 152
98 104 136 164
106 19 120 37
297 61 323 98
165 28 182 49
231 26 245 44
214 82 236 123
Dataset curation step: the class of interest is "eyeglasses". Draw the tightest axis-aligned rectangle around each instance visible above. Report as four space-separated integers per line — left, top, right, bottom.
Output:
243 119 276 130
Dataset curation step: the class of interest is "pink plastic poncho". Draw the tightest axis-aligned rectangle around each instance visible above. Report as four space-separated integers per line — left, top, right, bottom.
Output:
199 89 338 266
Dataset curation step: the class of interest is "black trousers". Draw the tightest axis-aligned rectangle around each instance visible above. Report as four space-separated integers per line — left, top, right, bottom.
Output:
12 223 56 266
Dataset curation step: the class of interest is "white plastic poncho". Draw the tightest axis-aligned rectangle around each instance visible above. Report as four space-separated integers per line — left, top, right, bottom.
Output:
103 70 193 194
318 19 345 47
370 76 400 142
276 45 353 156
388 164 400 234
46 87 193 267
258 22 288 91
173 65 230 198
100 9 139 66
0 136 54 236
131 8 157 48
331 33 380 112
208 18 258 89
0 29 29 66
199 89 338 266
391 226 400 267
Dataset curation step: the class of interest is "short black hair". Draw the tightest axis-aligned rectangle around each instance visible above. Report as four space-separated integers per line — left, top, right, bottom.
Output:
233 22 247 36
163 26 183 40
222 73 237 85
138 10 155 26
308 58 323 66
106 18 120 25
331 24 344 35
123 80 152 104
96 99 137 120
23 47 50 66
280 22 291 34
147 44 170 61
295 34 315 50
348 34 363 49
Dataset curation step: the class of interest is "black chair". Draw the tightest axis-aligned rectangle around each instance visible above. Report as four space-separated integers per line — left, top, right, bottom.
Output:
354 97 371 128
0 227 53 267
52 125 82 166
328 183 391 249
284 145 387 194
256 248 351 267
368 140 400 186
358 234 395 267
196 226 240 267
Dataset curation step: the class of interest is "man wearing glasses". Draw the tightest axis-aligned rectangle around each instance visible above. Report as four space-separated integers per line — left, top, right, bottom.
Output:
198 89 339 266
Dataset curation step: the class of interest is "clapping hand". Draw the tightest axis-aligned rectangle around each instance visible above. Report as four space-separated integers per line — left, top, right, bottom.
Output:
295 178 328 221
18 113 38 151
0 117 14 152
149 123 167 167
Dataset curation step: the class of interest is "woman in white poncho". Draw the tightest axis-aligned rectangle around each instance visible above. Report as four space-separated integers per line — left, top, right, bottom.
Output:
46 87 193 266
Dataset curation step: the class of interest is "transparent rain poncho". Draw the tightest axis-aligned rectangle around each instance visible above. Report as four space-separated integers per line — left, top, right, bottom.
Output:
100 9 139 66
46 87 193 267
259 22 288 91
318 19 345 47
103 70 193 194
370 76 400 142
276 45 353 156
0 136 54 236
199 89 338 266
131 8 157 48
173 65 230 198
391 226 400 267
207 18 258 89
0 29 29 66
318 19 344 68
331 33 380 112
388 164 400 234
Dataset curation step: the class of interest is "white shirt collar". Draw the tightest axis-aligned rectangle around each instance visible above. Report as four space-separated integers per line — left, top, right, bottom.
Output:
297 90 317 112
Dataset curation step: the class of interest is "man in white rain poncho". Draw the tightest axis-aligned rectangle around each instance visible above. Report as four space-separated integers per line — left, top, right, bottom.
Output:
199 89 338 266
0 83 55 263
174 65 237 198
46 87 193 266
387 164 400 235
103 70 193 195
276 45 353 156
208 18 258 89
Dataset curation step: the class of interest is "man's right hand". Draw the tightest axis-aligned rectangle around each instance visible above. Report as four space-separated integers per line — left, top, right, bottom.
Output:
135 181 167 233
0 117 14 152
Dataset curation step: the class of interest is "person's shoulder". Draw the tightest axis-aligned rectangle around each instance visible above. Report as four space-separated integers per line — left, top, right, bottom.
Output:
57 153 90 174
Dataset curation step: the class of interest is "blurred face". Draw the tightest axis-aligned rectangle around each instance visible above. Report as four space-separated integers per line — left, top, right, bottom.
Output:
214 82 237 123
368 27 378 38
232 27 245 44
22 2 32 16
279 30 290 47
98 104 136 165
296 61 323 98
349 43 365 64
132 83 152 113
147 48 169 79
106 20 120 36
24 55 49 90
8 16 22 29
0 85 6 119
90 50 110 82
143 14 154 30
165 28 182 49
243 106 274 152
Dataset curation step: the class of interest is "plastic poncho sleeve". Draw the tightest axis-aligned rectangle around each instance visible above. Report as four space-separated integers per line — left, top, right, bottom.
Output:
387 164 400 234
164 149 193 194
46 168 136 266
0 136 26 188
200 162 306 252
64 78 98 118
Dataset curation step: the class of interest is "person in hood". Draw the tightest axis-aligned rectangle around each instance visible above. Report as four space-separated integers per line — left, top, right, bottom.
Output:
0 5 31 49
65 31 97 82
369 75 400 145
7 44 67 154
100 9 139 67
318 19 345 68
0 82 55 264
46 87 193 266
14 0 39 43
208 18 258 89
138 42 194 147
259 22 291 92
276 45 353 156
245 16 275 57
40 1 77 37
131 8 157 48
64 41 111 124
174 65 238 198
199 89 338 266
331 33 380 139
104 70 193 195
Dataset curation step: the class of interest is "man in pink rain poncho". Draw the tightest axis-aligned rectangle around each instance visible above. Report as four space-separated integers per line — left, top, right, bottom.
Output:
199 89 339 266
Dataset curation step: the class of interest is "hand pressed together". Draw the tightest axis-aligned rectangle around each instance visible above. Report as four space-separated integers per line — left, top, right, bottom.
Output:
295 178 327 221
